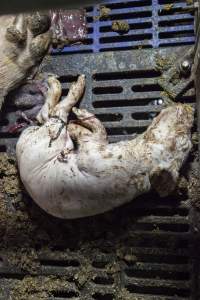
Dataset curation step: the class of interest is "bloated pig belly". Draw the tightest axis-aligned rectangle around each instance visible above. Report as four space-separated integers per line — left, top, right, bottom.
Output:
23 153 148 219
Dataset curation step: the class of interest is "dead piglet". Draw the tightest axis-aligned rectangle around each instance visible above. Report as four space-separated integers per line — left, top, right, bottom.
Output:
16 75 194 219
0 12 51 110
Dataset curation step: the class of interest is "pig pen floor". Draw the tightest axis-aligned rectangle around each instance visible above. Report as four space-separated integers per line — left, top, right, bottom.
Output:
0 0 200 299
0 149 199 300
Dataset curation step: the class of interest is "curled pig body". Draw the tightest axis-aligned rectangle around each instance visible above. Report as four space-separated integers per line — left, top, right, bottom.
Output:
16 75 194 219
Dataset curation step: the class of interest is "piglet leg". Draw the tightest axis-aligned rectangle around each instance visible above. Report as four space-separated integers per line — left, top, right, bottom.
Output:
36 76 62 124
69 108 108 146
52 75 85 122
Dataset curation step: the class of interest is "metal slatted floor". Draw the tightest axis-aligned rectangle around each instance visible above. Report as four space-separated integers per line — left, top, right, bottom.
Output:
0 0 198 299
52 0 195 54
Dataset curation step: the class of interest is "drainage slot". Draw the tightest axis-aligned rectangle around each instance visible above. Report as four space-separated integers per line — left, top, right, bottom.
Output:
128 207 189 217
100 45 153 52
40 259 80 267
180 95 195 103
100 22 152 32
93 86 123 94
106 11 152 20
93 276 114 285
125 254 189 264
159 30 194 39
82 38 93 45
52 291 79 298
93 70 161 81
95 113 123 122
133 222 190 232
106 127 147 135
54 49 93 55
104 0 152 9
88 27 94 34
158 8 194 16
93 293 114 300
125 268 190 280
159 0 186 3
160 41 194 47
100 33 152 44
159 18 194 27
126 283 190 297
0 273 25 280
132 84 162 92
93 99 156 108
87 16 94 23
127 235 189 249
92 69 161 81
132 112 153 120
92 261 109 268
59 75 79 83
85 6 93 12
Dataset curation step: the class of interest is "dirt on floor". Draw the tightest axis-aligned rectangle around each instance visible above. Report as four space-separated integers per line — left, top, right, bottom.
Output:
0 152 138 299
9 275 73 300
0 140 199 299
111 21 130 34
98 5 111 20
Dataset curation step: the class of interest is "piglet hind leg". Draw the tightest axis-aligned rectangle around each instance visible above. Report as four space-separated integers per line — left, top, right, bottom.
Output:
17 75 90 217
34 75 86 157
17 75 84 168
49 75 87 154
67 107 111 177
36 74 86 127
52 75 86 122
68 107 108 150
36 75 62 124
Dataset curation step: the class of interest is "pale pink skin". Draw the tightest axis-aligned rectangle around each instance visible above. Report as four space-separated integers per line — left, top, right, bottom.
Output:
0 13 51 110
16 75 194 219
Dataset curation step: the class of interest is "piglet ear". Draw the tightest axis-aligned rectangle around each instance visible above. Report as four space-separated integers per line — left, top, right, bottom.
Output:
150 167 178 197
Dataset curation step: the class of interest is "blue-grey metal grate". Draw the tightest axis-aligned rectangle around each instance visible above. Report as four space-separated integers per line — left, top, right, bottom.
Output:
52 0 195 54
0 3 197 300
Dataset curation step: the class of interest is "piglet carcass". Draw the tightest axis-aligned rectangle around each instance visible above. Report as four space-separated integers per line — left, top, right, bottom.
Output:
0 13 52 110
16 75 194 219
0 10 87 111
